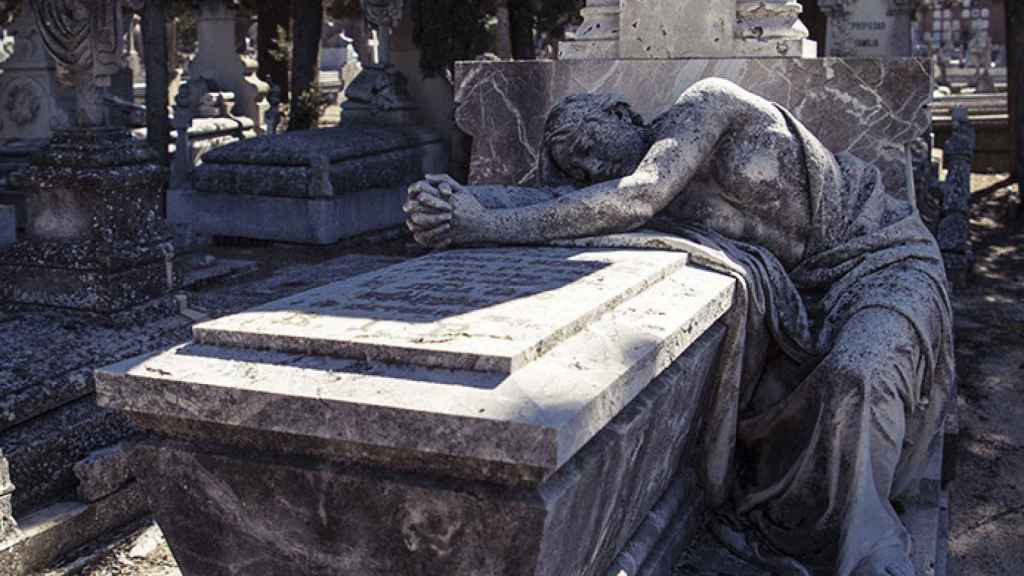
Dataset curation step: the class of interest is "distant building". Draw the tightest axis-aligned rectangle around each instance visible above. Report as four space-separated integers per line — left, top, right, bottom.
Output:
917 0 1006 61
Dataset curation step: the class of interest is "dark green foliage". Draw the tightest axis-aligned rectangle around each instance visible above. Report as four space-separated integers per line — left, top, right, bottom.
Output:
414 0 494 78
534 0 584 40
325 0 362 20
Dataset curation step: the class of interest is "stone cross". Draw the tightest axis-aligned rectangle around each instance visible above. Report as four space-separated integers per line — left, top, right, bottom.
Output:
170 82 193 190
361 0 403 66
342 0 416 122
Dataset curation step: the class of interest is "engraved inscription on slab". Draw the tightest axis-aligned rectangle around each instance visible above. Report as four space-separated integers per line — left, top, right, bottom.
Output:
194 248 689 372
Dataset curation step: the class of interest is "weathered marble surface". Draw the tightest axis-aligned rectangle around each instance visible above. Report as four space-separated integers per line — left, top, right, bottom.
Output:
0 398 131 516
125 326 724 576
195 248 688 372
0 129 178 313
454 58 931 204
0 253 402 575
99 259 734 483
619 0 735 59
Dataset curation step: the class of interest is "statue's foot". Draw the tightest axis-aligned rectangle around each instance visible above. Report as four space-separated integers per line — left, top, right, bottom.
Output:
710 517 811 576
851 544 915 576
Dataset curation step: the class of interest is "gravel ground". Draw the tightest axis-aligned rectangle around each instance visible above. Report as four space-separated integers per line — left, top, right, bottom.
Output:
36 176 1024 576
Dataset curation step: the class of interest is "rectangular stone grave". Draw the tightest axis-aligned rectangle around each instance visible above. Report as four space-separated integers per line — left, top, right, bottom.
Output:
95 247 736 575
188 123 447 244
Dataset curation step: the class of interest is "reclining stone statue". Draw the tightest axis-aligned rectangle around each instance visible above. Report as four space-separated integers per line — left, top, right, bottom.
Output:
404 78 954 576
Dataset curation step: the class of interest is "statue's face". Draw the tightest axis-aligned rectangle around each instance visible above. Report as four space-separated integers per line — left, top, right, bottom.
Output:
552 106 649 185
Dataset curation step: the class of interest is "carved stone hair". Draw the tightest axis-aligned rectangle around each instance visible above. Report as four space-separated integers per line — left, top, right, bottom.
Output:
537 94 644 186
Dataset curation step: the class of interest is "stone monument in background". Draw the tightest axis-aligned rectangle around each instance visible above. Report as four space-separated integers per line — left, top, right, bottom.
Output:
561 0 817 60
819 0 914 57
0 9 74 227
187 0 269 133
342 0 418 124
0 0 178 315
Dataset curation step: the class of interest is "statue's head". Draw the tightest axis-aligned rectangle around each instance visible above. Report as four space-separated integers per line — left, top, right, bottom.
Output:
539 94 651 186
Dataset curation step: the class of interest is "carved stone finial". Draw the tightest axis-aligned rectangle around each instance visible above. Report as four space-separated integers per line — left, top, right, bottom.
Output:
27 0 129 128
559 0 620 60
736 0 810 41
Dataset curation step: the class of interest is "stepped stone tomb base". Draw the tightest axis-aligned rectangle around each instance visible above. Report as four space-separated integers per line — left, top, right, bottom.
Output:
97 247 735 575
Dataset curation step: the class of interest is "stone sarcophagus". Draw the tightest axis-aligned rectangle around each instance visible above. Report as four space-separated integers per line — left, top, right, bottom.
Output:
96 247 735 575
185 123 446 244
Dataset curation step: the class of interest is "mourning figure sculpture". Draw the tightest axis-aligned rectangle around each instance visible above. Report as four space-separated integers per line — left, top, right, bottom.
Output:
405 78 954 576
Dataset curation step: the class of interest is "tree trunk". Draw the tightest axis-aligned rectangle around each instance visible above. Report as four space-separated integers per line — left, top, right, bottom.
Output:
288 0 324 131
257 0 291 102
494 0 513 59
509 0 536 60
142 0 170 166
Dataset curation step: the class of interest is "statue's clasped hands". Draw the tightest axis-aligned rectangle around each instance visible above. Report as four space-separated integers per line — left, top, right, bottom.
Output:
404 174 486 248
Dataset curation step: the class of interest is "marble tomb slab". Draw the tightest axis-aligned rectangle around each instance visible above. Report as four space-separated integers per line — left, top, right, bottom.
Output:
454 58 931 206
94 247 736 574
97 248 734 482
193 247 689 373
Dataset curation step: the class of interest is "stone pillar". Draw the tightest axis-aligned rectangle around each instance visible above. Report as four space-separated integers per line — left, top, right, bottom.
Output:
142 0 171 164
0 450 15 542
938 108 976 288
559 0 620 60
190 0 269 132
127 14 144 85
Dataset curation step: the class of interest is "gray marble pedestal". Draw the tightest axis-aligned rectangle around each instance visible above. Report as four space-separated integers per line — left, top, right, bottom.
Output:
96 247 735 575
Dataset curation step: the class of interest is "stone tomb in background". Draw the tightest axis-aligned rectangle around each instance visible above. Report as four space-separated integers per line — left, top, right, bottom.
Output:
96 247 734 575
183 123 446 245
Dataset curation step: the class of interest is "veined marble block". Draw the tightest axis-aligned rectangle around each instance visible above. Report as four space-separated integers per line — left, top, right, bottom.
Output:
454 57 931 207
96 247 735 575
